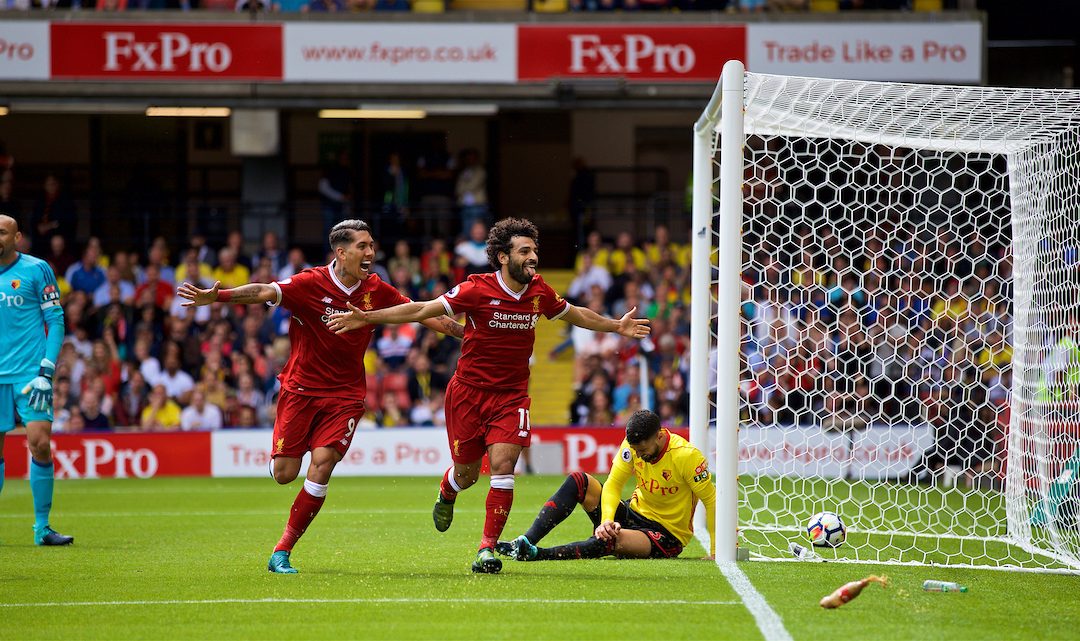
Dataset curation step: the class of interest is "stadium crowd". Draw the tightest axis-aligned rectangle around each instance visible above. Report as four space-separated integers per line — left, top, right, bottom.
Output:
8 151 1015 487
27 221 694 433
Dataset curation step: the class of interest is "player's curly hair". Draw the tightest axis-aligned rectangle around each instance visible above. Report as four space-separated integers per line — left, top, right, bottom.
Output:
329 219 372 249
486 217 539 270
625 410 662 445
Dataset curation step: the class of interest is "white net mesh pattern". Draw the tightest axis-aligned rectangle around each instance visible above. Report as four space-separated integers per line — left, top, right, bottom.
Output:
712 72 1080 570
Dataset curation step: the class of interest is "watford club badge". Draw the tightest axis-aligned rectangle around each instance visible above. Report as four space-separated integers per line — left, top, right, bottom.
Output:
10 279 20 290
662 470 672 481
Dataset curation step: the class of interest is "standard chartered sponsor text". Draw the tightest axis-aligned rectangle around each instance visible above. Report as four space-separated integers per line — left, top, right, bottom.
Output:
300 42 498 64
489 311 538 330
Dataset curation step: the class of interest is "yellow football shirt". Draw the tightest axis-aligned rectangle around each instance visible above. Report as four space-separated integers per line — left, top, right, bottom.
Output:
601 430 716 555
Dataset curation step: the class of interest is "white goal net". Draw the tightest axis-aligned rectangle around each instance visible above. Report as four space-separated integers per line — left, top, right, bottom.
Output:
690 61 1080 572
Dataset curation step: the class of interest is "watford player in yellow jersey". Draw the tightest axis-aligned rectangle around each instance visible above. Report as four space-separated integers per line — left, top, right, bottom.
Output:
496 410 716 561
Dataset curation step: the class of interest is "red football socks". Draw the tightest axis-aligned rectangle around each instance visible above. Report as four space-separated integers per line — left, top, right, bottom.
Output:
274 486 326 553
439 467 459 503
480 487 514 551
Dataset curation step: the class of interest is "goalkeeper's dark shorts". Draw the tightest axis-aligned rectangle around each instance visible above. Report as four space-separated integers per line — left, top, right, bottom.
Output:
614 500 684 559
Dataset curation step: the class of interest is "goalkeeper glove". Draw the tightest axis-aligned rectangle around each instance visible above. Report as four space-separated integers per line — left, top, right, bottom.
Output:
21 358 55 413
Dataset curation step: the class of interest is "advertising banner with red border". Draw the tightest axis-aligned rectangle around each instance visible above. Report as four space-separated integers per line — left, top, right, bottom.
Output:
534 426 690 474
746 22 981 83
0 21 50 81
517 25 745 82
211 429 453 477
3 432 211 479
284 24 516 84
50 23 282 80
1 424 930 479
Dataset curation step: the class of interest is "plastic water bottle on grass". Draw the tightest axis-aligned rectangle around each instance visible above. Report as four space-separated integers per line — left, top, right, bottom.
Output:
922 580 968 593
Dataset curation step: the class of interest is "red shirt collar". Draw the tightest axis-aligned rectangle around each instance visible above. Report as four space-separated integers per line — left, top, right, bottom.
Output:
655 428 672 460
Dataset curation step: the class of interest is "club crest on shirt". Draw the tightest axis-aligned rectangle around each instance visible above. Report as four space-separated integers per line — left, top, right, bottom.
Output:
361 292 373 311
10 279 19 290
662 470 672 480
532 296 541 312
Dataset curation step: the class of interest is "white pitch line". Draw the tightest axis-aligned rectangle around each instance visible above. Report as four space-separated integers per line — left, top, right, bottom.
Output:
719 562 794 641
695 529 793 641
0 597 741 609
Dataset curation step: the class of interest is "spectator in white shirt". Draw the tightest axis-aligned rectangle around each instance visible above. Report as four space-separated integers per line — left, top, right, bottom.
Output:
92 266 136 308
454 220 489 277
180 388 224 431
566 252 612 304
132 338 162 386
276 247 311 281
158 350 195 405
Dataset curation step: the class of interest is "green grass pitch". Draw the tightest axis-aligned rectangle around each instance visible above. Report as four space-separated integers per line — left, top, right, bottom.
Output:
1 476 1078 640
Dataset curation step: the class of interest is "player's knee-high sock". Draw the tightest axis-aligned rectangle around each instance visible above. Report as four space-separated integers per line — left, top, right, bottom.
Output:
524 472 591 545
535 536 615 561
274 480 327 553
29 458 54 531
480 474 514 550
439 467 462 502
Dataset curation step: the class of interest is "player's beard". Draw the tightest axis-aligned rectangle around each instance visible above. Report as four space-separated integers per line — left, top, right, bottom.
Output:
508 257 535 285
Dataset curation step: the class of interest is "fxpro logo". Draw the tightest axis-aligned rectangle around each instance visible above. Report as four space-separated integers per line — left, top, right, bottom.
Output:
569 34 695 74
45 439 159 479
637 478 680 496
0 291 26 307
564 434 621 473
0 37 35 61
103 32 233 73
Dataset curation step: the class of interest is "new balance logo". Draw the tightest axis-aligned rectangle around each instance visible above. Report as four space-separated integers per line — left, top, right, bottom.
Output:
321 297 333 304
489 299 501 305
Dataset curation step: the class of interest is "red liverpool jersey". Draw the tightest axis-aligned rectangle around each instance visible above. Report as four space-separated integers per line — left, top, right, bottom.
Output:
439 271 569 391
270 263 409 400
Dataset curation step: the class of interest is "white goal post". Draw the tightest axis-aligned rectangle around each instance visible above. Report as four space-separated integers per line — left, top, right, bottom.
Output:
691 59 1080 572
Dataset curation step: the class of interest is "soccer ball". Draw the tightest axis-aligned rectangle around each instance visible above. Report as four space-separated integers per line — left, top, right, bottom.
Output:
806 511 846 548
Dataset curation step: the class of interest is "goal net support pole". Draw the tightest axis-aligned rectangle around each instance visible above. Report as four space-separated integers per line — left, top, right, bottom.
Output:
691 60 745 564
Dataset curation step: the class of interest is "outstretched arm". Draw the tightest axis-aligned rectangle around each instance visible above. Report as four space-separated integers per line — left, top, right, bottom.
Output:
562 304 651 339
176 281 278 307
421 315 465 340
327 299 449 334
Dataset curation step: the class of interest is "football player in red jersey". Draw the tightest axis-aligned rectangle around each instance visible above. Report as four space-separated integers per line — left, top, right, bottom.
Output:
327 217 650 574
177 220 462 574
